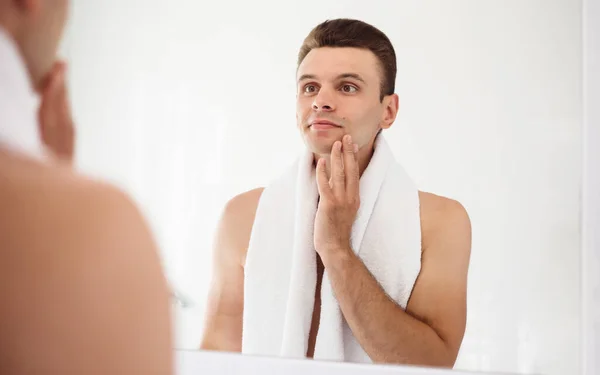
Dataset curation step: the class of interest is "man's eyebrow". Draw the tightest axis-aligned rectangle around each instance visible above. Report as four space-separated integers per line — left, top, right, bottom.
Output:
338 73 366 83
297 73 366 83
298 74 317 82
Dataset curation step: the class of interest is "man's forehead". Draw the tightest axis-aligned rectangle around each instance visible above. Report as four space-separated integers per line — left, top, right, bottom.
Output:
297 47 379 81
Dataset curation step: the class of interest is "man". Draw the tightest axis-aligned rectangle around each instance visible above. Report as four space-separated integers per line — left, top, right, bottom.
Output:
200 19 471 368
0 1 173 374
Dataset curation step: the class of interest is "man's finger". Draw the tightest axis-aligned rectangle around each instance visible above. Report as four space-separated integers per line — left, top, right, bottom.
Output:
331 140 345 198
39 65 63 125
56 71 70 121
37 62 76 163
43 63 64 98
316 158 333 201
344 135 359 199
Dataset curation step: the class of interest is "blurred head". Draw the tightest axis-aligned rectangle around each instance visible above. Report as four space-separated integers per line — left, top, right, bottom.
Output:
296 19 399 157
0 0 70 91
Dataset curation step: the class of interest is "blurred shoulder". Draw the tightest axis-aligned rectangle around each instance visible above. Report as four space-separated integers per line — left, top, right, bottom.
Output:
0 149 173 374
0 149 159 264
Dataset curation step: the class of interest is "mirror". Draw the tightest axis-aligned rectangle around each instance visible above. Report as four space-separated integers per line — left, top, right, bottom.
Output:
61 1 582 375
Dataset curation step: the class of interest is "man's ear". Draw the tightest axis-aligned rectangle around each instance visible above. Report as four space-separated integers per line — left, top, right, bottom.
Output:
381 93 399 130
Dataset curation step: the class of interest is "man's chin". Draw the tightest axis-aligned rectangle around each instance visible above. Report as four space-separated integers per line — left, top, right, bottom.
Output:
307 143 335 156
303 132 345 154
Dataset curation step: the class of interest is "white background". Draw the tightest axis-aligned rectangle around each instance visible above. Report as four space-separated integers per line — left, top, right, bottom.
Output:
582 0 600 373
60 1 583 375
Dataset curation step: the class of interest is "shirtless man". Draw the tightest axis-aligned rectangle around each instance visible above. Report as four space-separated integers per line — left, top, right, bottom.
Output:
200 18 472 368
0 1 173 374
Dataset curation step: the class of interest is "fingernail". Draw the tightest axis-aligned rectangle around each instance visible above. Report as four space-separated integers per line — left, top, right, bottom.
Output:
347 135 353 144
354 144 359 153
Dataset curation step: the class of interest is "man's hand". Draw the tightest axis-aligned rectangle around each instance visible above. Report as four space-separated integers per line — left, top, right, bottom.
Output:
314 134 360 263
38 61 76 164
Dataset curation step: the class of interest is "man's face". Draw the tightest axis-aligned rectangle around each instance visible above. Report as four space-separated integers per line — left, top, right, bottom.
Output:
17 0 70 90
296 46 397 156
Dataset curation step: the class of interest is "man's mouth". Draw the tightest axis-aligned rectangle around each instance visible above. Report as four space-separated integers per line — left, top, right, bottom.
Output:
310 119 341 130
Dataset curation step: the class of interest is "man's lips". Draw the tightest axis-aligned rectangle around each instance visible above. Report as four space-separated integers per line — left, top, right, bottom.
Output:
310 120 341 130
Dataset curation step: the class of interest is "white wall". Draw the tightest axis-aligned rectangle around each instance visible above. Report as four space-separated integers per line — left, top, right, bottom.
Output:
61 1 582 375
582 0 600 374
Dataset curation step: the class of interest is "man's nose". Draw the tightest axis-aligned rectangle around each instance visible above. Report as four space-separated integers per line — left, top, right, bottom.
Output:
312 87 336 112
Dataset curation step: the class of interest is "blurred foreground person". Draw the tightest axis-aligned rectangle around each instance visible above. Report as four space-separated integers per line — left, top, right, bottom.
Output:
0 1 173 374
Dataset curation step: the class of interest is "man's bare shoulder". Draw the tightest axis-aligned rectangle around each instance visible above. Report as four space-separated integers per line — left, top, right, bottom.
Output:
417 191 470 220
223 187 265 218
417 191 472 256
0 150 156 259
0 151 173 374
216 187 265 264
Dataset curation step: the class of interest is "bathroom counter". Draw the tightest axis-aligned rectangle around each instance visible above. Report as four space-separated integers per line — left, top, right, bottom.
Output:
175 350 516 375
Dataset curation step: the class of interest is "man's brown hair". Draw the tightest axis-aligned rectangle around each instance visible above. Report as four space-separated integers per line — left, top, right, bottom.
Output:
297 18 397 102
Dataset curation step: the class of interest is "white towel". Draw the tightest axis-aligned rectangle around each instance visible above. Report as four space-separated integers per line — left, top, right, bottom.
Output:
241 134 422 363
0 27 46 161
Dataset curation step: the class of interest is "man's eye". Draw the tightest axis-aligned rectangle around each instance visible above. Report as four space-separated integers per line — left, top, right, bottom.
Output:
341 85 357 93
304 85 318 93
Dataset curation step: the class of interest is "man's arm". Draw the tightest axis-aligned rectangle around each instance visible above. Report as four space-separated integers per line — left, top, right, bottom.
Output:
323 197 472 367
0 180 173 374
200 188 263 352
